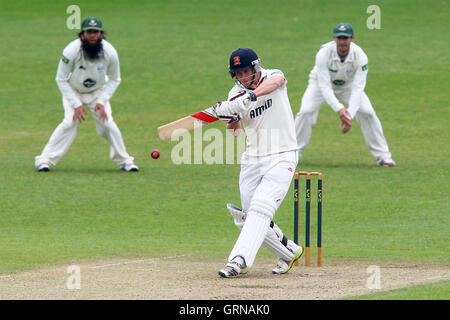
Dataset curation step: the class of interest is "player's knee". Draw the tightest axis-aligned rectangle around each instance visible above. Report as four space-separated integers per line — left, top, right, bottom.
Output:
356 111 376 123
356 104 376 117
95 125 106 137
248 198 277 220
297 107 318 124
97 120 114 134
61 119 77 131
298 106 315 116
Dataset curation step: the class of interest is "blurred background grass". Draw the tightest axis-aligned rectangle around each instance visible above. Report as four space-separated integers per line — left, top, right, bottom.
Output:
0 0 448 288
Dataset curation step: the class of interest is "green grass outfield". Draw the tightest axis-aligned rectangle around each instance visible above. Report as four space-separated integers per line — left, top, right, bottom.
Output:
347 280 450 300
0 0 449 299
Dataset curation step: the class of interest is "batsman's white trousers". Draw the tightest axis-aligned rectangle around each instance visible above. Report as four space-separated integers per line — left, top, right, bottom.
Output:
294 81 392 161
35 98 134 167
228 150 298 268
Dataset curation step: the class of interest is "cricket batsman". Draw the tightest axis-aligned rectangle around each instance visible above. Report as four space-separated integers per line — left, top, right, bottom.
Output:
295 22 396 167
34 17 138 172
212 48 303 278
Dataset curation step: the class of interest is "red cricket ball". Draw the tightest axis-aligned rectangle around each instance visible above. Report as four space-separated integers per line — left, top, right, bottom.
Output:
151 149 160 159
150 149 161 159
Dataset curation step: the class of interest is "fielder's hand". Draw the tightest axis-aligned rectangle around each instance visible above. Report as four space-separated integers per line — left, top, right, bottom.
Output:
95 103 108 122
73 105 88 123
339 108 352 134
341 121 351 134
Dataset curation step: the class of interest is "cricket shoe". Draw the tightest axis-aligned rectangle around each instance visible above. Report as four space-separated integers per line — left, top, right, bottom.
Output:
376 158 396 167
35 163 50 172
272 245 304 275
219 259 248 278
120 162 139 172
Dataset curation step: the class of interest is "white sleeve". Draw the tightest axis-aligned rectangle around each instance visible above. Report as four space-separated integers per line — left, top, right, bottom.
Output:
315 49 345 112
347 54 369 118
55 45 82 109
214 95 248 117
96 46 121 106
227 85 242 100
268 69 287 84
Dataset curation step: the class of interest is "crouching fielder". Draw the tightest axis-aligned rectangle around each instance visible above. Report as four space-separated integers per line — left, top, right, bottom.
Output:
34 17 138 172
295 23 395 167
214 48 303 278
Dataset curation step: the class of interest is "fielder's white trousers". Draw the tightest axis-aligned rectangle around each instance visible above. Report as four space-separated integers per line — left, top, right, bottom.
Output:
228 150 298 268
35 98 134 167
294 81 392 161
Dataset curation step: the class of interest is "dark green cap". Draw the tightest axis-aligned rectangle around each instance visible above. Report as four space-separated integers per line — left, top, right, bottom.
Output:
81 17 103 31
333 22 353 37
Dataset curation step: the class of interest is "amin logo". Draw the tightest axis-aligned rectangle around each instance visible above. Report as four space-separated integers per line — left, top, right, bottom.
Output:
249 99 272 119
89 20 97 26
338 25 346 31
233 56 241 66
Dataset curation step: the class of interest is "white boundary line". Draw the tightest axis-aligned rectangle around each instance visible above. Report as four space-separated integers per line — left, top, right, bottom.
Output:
0 275 12 279
92 254 187 269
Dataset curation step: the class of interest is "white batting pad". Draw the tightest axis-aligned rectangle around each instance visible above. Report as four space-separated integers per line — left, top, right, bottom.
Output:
264 223 296 262
226 203 295 262
228 211 271 268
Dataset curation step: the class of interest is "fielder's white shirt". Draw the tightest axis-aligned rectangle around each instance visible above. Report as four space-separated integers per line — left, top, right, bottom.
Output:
309 41 369 118
55 39 121 108
227 68 299 157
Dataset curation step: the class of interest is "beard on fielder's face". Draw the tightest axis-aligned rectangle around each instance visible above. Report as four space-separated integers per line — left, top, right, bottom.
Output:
81 37 104 59
79 30 106 60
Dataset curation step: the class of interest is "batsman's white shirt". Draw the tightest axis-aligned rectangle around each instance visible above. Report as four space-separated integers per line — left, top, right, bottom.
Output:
224 68 299 268
310 41 368 118
56 39 121 108
227 68 299 157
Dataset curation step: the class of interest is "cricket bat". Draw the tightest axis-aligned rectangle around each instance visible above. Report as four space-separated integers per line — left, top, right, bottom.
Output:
157 106 219 141
157 99 243 141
